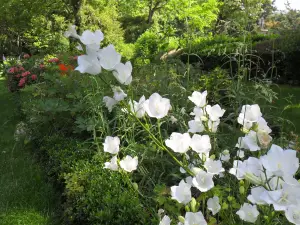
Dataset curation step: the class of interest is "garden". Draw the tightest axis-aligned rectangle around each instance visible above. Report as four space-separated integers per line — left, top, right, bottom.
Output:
0 0 300 224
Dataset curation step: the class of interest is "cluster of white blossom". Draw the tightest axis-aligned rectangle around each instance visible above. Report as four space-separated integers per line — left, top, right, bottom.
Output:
230 104 300 224
66 26 300 225
103 136 138 172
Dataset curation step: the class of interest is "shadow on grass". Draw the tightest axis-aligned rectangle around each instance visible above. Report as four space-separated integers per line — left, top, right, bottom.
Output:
0 79 61 225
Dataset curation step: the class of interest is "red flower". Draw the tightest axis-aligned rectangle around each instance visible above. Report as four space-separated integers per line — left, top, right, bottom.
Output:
31 74 37 81
18 77 27 87
8 67 18 73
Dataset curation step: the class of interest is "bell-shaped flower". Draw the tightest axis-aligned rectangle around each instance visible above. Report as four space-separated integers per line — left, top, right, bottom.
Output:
208 119 220 133
207 196 221 215
104 156 118 171
204 159 225 175
257 130 272 149
75 54 101 75
103 136 120 154
190 134 211 154
192 169 214 192
64 24 80 39
238 104 262 129
190 107 204 120
159 215 171 225
188 120 204 133
247 186 269 205
98 44 121 70
285 203 300 225
144 93 171 119
205 104 225 121
165 132 191 153
220 150 230 162
184 211 207 225
80 30 104 50
257 117 272 134
120 155 138 172
260 144 299 177
103 96 118 112
267 184 300 211
113 62 132 85
236 203 259 223
188 91 207 107
171 180 192 204
112 86 127 101
129 96 146 118
236 131 260 151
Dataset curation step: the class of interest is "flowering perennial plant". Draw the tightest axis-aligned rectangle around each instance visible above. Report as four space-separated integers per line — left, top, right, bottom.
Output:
65 25 300 225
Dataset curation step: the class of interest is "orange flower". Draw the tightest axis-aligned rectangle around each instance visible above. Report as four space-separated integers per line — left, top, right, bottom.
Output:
58 64 74 75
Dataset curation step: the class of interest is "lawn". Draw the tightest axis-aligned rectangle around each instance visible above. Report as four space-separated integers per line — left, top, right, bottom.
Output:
0 78 61 225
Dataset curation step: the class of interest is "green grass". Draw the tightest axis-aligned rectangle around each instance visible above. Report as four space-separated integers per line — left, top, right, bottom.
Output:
270 85 300 135
0 78 61 225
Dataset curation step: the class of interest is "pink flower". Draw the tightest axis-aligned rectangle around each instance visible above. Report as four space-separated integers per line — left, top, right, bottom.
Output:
19 67 25 71
21 71 31 77
18 77 26 87
48 58 59 63
39 64 45 69
31 74 37 81
8 67 18 73
23 54 30 59
15 74 21 78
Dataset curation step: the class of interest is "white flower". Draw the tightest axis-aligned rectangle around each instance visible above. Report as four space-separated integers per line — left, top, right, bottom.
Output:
257 130 272 148
104 156 118 171
188 91 207 107
170 116 178 124
103 96 118 112
236 203 259 223
103 136 120 154
238 104 262 129
144 93 171 119
112 61 133 85
75 54 102 75
205 104 225 121
112 86 127 101
267 184 300 211
158 209 165 217
207 119 220 133
237 150 245 159
190 134 211 154
207 196 221 215
80 30 104 50
64 24 80 39
76 44 83 51
192 169 214 192
184 211 207 225
257 117 272 134
285 203 300 225
159 215 171 225
98 44 121 70
204 159 225 175
120 155 138 172
236 131 260 151
171 180 192 204
165 133 191 153
260 144 299 177
220 150 230 162
247 186 269 205
129 96 146 118
188 120 204 133
190 107 204 120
